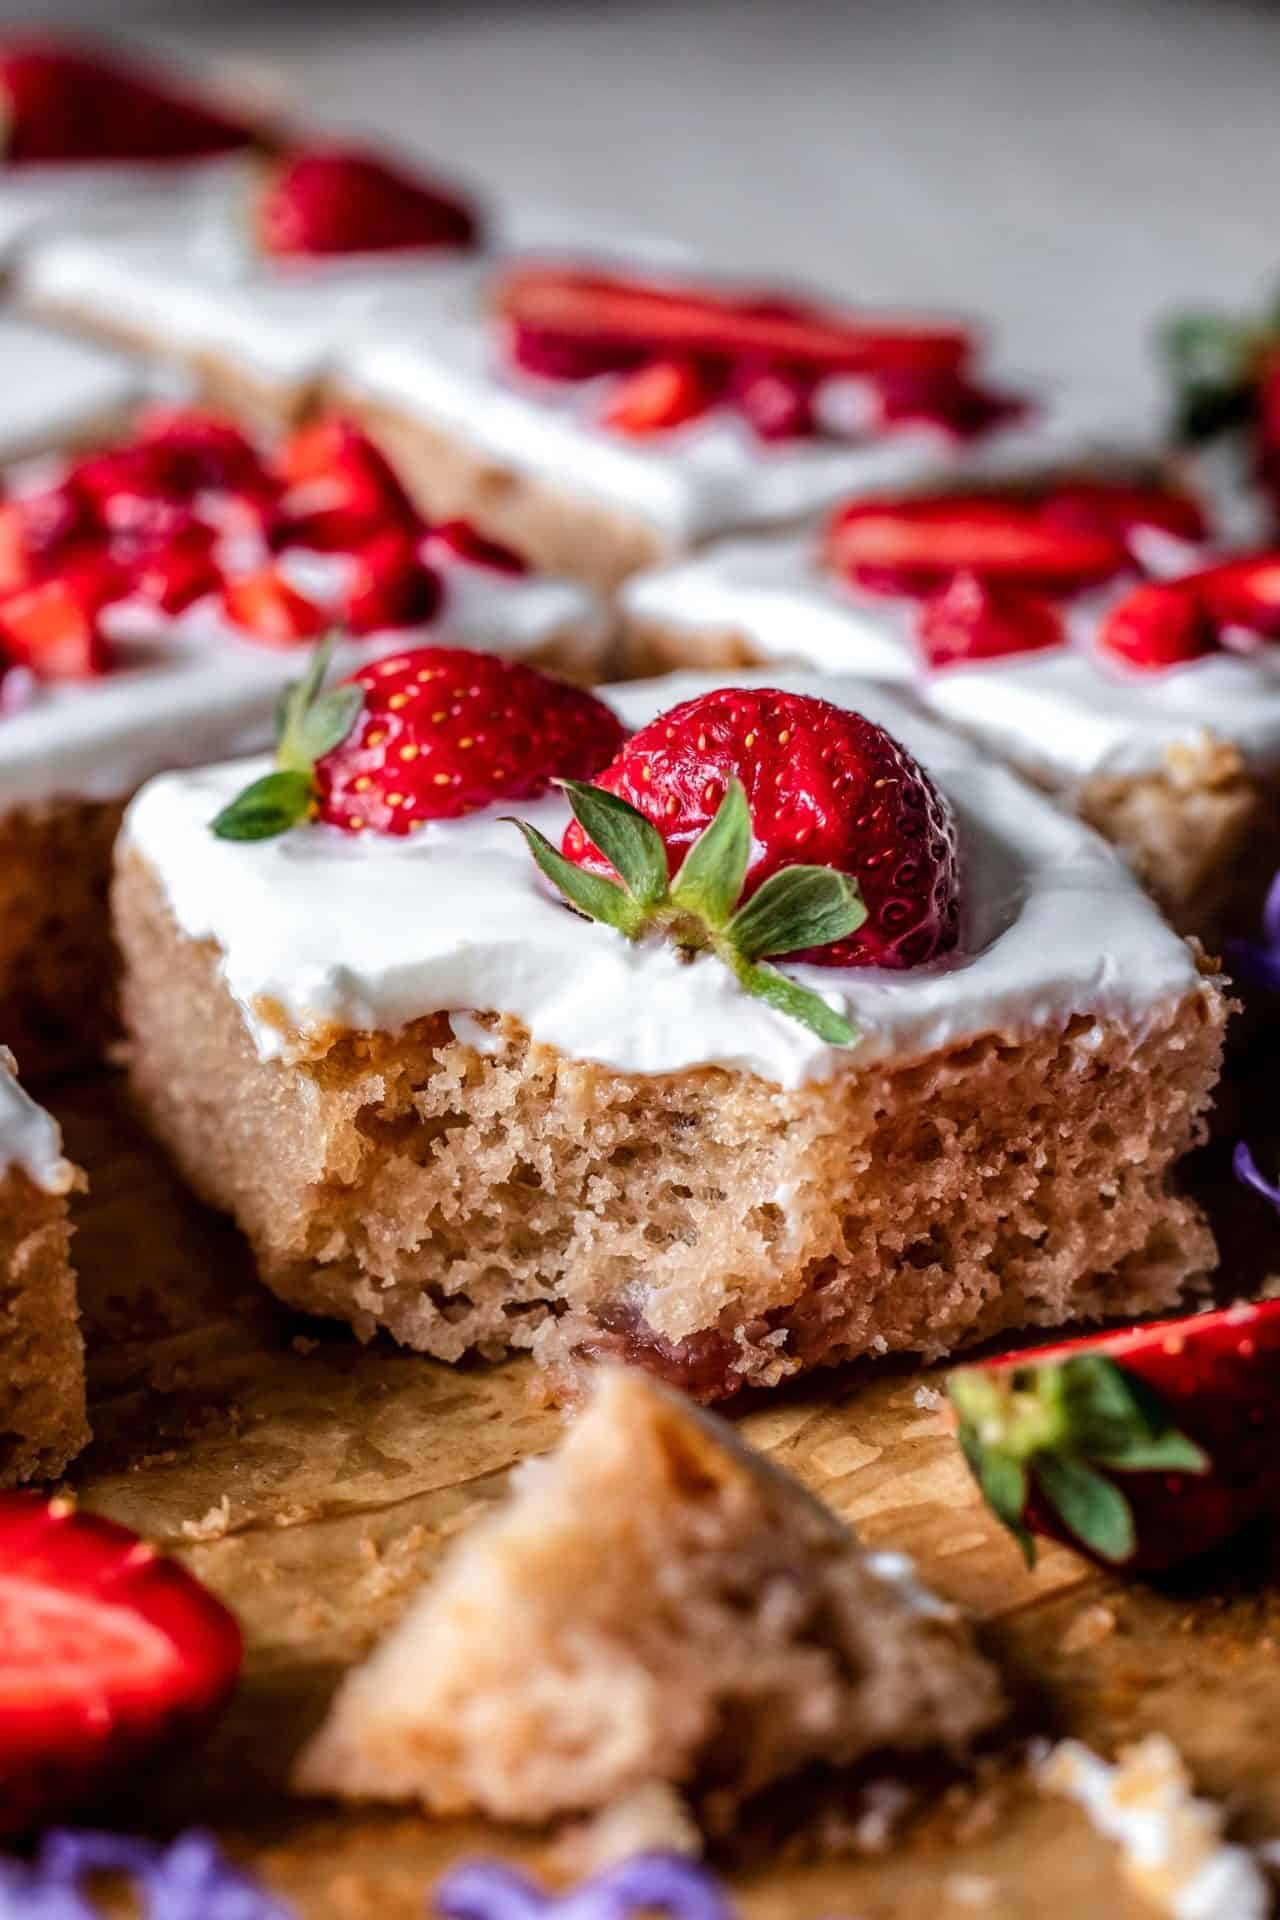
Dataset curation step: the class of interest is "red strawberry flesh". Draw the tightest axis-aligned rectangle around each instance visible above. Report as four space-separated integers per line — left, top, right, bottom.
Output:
255 146 480 258
916 571 1066 670
600 358 716 435
1040 480 1208 548
562 685 960 969
0 40 256 165
826 495 1127 598
1098 578 1221 670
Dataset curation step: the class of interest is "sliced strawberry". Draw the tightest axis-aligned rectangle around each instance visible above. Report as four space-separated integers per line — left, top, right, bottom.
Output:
344 529 441 635
949 1300 1280 1574
0 1493 241 1834
273 419 419 552
507 321 641 382
916 571 1065 670
496 264 974 381
255 145 480 258
132 407 271 501
128 524 221 615
0 504 33 596
726 361 818 441
1098 578 1221 670
599 359 715 435
1196 552 1280 639
211 642 626 841
872 369 1028 441
824 495 1127 598
1040 480 1208 549
0 40 255 165
221 567 327 647
0 568 117 680
427 520 529 576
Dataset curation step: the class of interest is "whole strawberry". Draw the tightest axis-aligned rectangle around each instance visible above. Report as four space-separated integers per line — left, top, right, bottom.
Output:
948 1300 1280 1574
212 640 625 840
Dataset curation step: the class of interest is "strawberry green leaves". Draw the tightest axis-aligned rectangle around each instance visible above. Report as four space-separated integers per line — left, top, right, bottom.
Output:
211 636 363 841
1159 290 1280 444
948 1353 1209 1569
511 776 866 1045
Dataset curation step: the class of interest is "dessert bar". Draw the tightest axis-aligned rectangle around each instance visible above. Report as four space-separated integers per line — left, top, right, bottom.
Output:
0 1047 86 1486
115 659 1225 1402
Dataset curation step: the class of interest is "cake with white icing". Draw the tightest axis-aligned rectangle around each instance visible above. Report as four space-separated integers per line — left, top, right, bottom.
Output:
296 1366 1005 1831
622 483 1280 941
0 314 147 461
0 1048 86 1487
334 260 1161 591
0 408 607 1073
113 658 1225 1402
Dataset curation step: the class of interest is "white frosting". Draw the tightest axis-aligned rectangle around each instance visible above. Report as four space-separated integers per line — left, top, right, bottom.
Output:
122 667 1202 1088
623 532 1280 784
0 313 146 459
0 152 250 258
0 1048 73 1194
337 295 1160 545
1039 1738 1271 1920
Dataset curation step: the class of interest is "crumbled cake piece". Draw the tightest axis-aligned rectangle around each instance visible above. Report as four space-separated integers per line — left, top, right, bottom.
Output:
0 1050 87 1485
295 1369 1005 1829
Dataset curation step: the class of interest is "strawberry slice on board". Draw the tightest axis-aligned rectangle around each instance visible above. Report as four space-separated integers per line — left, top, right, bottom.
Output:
254 145 480 258
916 571 1066 670
948 1300 1280 1575
496 264 975 381
824 495 1127 598
0 1494 242 1835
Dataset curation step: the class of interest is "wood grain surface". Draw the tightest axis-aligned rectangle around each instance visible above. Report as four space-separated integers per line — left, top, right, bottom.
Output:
47 1065 1280 1920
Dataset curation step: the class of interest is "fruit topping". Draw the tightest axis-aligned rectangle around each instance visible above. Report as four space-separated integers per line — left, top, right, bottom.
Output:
825 495 1126 598
128 521 221 615
1098 554 1280 670
344 528 441 635
212 641 626 840
254 145 480 259
599 358 716 436
272 419 419 551
132 406 271 501
0 39 255 165
220 566 328 648
916 571 1065 669
871 368 1028 442
949 1300 1280 1574
1039 480 1208 550
0 1493 241 1834
0 567 116 680
426 520 529 576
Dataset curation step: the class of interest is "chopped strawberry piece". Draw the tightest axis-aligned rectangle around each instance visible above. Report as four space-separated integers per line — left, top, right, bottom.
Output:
563 685 959 970
428 520 529 576
273 419 419 552
1197 552 1280 639
255 146 479 258
916 571 1065 670
507 321 641 382
0 40 255 165
0 570 116 680
728 362 818 441
872 369 1028 441
220 567 328 647
0 1493 241 1834
133 407 271 500
497 264 974 381
599 359 714 435
1040 480 1208 549
1097 578 1219 670
12 481 90 571
344 529 441 635
825 495 1127 598
0 504 33 596
128 524 221 615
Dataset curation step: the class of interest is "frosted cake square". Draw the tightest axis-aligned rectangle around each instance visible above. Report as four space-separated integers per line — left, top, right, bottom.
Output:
114 659 1225 1403
334 261 1156 592
0 1049 87 1486
622 483 1280 944
0 409 606 1073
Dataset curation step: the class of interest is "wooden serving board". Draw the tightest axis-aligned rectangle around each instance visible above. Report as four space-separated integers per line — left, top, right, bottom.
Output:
48 1068 1280 1920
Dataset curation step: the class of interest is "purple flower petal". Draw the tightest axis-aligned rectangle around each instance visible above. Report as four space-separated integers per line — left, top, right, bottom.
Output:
1226 867 1280 992
0 1858 98 1920
434 1855 733 1920
1235 1140 1280 1209
4 1829 292 1920
436 1863 551 1920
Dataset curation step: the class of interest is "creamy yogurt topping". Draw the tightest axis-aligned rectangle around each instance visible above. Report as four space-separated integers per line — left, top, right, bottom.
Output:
123 667 1202 1088
623 532 1280 784
0 313 147 460
337 297 1161 545
0 1048 74 1194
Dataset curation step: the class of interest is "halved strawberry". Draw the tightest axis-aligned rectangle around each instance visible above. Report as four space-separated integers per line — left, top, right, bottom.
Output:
1196 552 1280 639
1040 480 1208 549
496 264 974 380
220 567 327 647
0 566 117 680
427 520 529 576
0 1493 241 1834
272 419 419 552
254 145 480 258
916 571 1065 670
949 1300 1280 1574
344 529 441 635
599 359 715 435
825 495 1126 598
0 40 255 165
1098 578 1221 671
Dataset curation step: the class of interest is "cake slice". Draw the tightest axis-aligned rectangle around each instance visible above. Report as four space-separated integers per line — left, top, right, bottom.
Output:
0 1050 87 1486
0 410 607 1074
333 260 1153 591
295 1367 1005 1828
622 487 1280 948
114 658 1226 1403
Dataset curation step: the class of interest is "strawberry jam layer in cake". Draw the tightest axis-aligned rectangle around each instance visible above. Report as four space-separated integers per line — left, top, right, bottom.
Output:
624 483 1280 944
0 410 606 1074
115 657 1225 1404
334 261 1157 592
0 1048 87 1486
18 132 496 428
0 37 258 261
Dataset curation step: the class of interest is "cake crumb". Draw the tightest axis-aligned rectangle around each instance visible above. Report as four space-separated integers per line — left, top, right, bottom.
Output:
914 1385 945 1411
181 1494 232 1541
944 1872 997 1907
1059 1604 1117 1655
551 1783 702 1876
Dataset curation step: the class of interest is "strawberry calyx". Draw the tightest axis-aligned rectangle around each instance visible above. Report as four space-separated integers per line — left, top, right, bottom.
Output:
511 776 866 1044
948 1352 1209 1568
211 637 362 840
